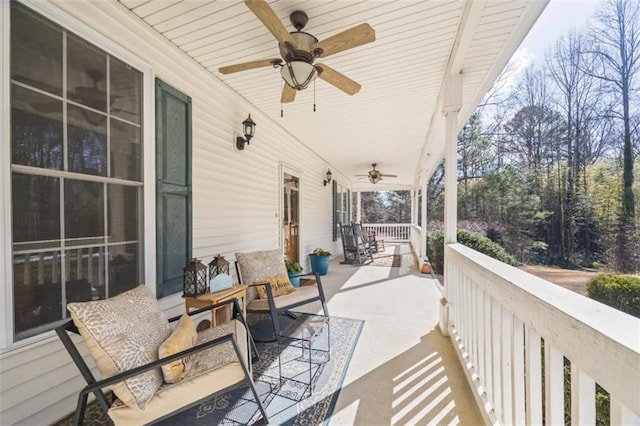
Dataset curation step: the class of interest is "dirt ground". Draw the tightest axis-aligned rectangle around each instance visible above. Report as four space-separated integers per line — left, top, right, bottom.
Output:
520 265 600 296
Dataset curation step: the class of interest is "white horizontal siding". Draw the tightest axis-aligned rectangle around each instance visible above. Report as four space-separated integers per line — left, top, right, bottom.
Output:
0 0 345 423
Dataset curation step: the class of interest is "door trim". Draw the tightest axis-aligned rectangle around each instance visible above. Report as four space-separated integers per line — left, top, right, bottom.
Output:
279 162 303 264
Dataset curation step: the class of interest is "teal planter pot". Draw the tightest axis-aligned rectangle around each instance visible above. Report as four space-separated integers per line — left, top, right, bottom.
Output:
309 255 330 276
288 271 302 287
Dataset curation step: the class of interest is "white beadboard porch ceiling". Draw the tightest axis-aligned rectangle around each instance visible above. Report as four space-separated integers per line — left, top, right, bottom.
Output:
119 0 546 188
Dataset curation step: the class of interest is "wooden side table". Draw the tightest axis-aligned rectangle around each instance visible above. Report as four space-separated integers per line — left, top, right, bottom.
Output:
184 284 248 327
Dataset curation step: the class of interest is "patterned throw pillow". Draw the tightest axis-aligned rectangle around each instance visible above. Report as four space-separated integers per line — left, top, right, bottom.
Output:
67 285 171 410
255 275 295 300
159 313 197 383
235 249 289 302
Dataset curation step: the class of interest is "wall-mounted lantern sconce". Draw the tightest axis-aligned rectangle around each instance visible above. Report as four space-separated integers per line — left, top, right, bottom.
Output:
323 169 333 186
236 114 256 150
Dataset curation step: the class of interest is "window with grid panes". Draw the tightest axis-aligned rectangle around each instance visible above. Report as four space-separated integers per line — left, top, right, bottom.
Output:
10 2 144 341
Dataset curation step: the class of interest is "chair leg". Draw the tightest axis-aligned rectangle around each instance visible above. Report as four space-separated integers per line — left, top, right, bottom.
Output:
232 339 269 424
315 273 329 318
269 309 282 338
74 394 88 426
248 378 269 424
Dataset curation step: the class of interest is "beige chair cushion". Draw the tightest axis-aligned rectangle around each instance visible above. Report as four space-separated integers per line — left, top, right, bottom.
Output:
108 320 248 425
248 284 321 311
235 249 288 302
255 274 295 300
159 314 197 383
67 285 171 410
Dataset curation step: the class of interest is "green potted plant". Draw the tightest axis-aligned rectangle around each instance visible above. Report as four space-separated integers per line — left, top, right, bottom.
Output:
309 248 331 276
285 259 303 287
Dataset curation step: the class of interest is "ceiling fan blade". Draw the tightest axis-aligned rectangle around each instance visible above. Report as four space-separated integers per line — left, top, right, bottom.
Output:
245 0 298 49
281 84 296 103
312 23 375 58
315 63 361 95
219 58 282 74
381 174 398 178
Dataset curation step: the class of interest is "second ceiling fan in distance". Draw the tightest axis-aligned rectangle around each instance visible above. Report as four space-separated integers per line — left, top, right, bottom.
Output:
218 0 376 104
356 164 398 185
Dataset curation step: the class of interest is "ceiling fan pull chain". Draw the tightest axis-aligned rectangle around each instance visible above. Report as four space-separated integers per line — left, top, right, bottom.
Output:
313 80 316 112
281 80 284 118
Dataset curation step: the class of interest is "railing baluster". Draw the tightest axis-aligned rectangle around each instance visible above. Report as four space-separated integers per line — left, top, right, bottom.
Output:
544 342 564 425
477 288 486 393
77 248 83 279
484 292 493 402
37 251 45 284
525 327 542 425
492 298 503 420
462 273 469 354
570 363 595 425
502 308 513 424
512 317 525 425
472 283 480 383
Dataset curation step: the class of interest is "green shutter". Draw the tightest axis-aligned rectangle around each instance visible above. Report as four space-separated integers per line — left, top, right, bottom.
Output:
155 79 192 298
347 189 351 224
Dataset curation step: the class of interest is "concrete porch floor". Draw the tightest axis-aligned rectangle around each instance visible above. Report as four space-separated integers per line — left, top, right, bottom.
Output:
300 243 482 425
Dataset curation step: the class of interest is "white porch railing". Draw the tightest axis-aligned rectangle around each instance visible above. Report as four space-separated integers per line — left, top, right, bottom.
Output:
446 243 640 425
362 223 411 242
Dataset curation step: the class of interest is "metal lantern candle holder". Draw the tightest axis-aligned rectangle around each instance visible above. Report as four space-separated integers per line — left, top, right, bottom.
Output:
183 258 208 297
208 254 230 280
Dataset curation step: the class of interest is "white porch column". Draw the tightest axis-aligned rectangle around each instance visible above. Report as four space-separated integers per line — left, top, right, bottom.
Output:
420 179 428 260
356 191 362 223
439 73 462 336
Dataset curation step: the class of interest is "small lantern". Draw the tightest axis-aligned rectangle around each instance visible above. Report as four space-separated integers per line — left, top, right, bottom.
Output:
183 258 208 297
208 254 230 280
323 169 332 186
236 114 257 150
242 114 256 142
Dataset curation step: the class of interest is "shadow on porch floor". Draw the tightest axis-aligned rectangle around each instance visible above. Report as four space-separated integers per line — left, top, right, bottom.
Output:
299 243 482 425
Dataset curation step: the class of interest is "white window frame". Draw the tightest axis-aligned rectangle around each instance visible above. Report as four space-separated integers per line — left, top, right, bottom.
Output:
335 182 350 225
0 0 155 351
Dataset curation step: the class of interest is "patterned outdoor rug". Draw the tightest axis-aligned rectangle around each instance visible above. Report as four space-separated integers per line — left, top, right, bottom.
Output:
55 315 363 426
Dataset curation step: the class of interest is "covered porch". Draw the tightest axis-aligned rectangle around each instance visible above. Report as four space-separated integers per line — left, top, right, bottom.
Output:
2 0 639 425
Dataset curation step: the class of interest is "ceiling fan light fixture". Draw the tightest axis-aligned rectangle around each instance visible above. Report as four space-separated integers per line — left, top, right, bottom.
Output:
281 61 318 90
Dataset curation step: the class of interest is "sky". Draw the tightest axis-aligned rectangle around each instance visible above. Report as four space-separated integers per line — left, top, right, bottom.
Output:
519 0 601 60
491 0 602 103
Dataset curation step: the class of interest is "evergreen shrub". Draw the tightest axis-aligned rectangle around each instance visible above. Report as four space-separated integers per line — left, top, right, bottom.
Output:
426 228 516 274
587 274 640 318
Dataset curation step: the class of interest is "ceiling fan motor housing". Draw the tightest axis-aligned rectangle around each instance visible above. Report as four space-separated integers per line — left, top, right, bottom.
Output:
290 10 308 31
279 31 317 63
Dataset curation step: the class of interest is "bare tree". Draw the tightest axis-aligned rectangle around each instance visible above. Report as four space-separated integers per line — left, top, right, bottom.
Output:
588 0 640 272
546 31 606 263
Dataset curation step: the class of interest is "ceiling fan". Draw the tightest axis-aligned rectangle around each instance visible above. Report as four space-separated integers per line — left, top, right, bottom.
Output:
218 0 376 104
356 164 397 184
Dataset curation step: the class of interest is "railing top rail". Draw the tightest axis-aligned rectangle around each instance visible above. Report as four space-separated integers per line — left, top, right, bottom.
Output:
361 223 411 227
447 242 640 415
